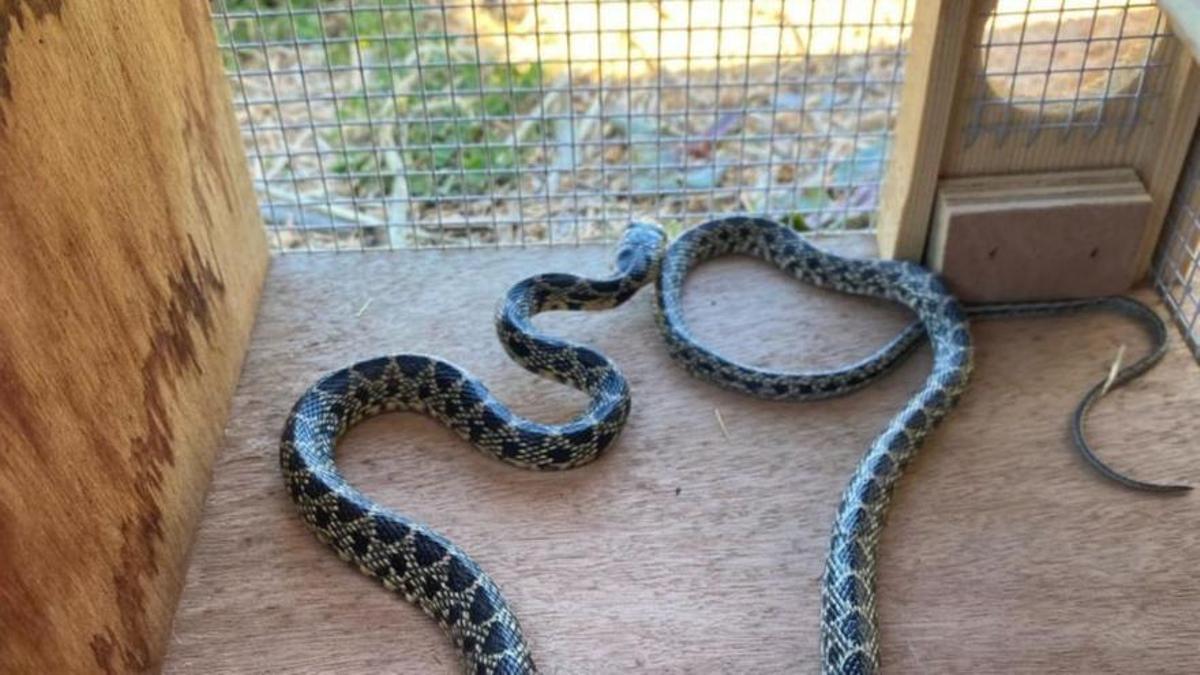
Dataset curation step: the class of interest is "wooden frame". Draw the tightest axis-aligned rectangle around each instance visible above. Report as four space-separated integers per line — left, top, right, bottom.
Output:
877 0 1200 281
0 2 267 671
875 0 977 260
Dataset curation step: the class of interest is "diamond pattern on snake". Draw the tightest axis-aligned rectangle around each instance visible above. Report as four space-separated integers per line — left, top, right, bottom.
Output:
281 216 1182 675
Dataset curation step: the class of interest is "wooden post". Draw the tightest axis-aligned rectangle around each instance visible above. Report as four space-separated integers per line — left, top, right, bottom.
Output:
874 0 977 260
1132 27 1200 278
0 2 267 673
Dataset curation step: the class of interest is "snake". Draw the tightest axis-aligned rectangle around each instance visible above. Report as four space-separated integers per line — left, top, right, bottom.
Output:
280 216 1184 675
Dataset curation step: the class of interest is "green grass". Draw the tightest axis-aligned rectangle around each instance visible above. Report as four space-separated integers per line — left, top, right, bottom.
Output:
218 0 333 44
216 0 546 202
397 61 544 198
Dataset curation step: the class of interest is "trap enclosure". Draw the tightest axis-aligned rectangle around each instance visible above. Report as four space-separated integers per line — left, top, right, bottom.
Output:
0 1 1198 673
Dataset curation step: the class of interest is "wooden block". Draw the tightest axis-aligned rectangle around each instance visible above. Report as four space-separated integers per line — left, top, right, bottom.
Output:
928 171 1152 302
0 2 267 672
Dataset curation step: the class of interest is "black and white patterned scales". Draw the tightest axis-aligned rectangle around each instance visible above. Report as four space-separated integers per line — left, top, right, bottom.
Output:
281 217 1180 675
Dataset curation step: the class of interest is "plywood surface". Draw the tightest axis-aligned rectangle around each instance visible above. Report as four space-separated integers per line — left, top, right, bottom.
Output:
0 1 267 672
928 170 1151 302
167 234 1199 674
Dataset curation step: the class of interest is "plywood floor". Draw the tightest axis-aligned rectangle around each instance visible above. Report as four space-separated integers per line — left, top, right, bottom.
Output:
165 234 1199 674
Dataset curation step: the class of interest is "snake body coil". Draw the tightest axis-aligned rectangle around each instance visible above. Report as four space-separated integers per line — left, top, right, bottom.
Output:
281 217 1175 675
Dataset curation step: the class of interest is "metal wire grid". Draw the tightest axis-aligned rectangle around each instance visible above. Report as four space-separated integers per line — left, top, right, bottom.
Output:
210 1 913 252
1154 128 1200 360
964 0 1174 145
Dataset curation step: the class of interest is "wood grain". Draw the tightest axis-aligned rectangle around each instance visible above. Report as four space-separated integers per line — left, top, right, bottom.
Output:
0 2 267 672
166 234 1199 674
875 0 976 261
1132 55 1200 279
936 1 1200 282
880 0 1200 275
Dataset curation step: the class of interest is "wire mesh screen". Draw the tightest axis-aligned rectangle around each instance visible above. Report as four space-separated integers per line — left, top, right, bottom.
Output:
964 0 1173 146
211 1 913 251
1155 128 1200 360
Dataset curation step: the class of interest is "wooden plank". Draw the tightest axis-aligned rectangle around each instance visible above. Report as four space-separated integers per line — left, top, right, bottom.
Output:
0 2 267 673
166 236 1199 673
875 0 979 261
933 167 1142 198
932 3 1200 283
928 171 1152 301
939 103 1154 179
1133 55 1200 279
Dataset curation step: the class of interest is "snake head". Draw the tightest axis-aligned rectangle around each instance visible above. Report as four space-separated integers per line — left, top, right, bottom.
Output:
614 220 668 282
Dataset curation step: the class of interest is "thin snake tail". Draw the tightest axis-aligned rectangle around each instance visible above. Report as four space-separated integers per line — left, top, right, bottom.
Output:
969 295 1189 493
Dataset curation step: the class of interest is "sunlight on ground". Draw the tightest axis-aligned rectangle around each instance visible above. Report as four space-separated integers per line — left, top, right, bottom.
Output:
465 0 1159 96
464 1 913 76
984 0 1165 106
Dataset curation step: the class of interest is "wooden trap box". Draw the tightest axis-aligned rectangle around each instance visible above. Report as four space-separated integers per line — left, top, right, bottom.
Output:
0 2 1198 674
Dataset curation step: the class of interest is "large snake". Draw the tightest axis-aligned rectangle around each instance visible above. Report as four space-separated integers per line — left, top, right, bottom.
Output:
280 216 1182 674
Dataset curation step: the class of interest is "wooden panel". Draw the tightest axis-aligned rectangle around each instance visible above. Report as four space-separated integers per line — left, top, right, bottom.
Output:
881 0 1200 272
1132 56 1200 278
936 3 1200 280
166 236 1199 673
940 101 1156 178
938 0 1171 178
925 167 1143 196
928 170 1151 302
0 2 267 673
875 0 978 260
